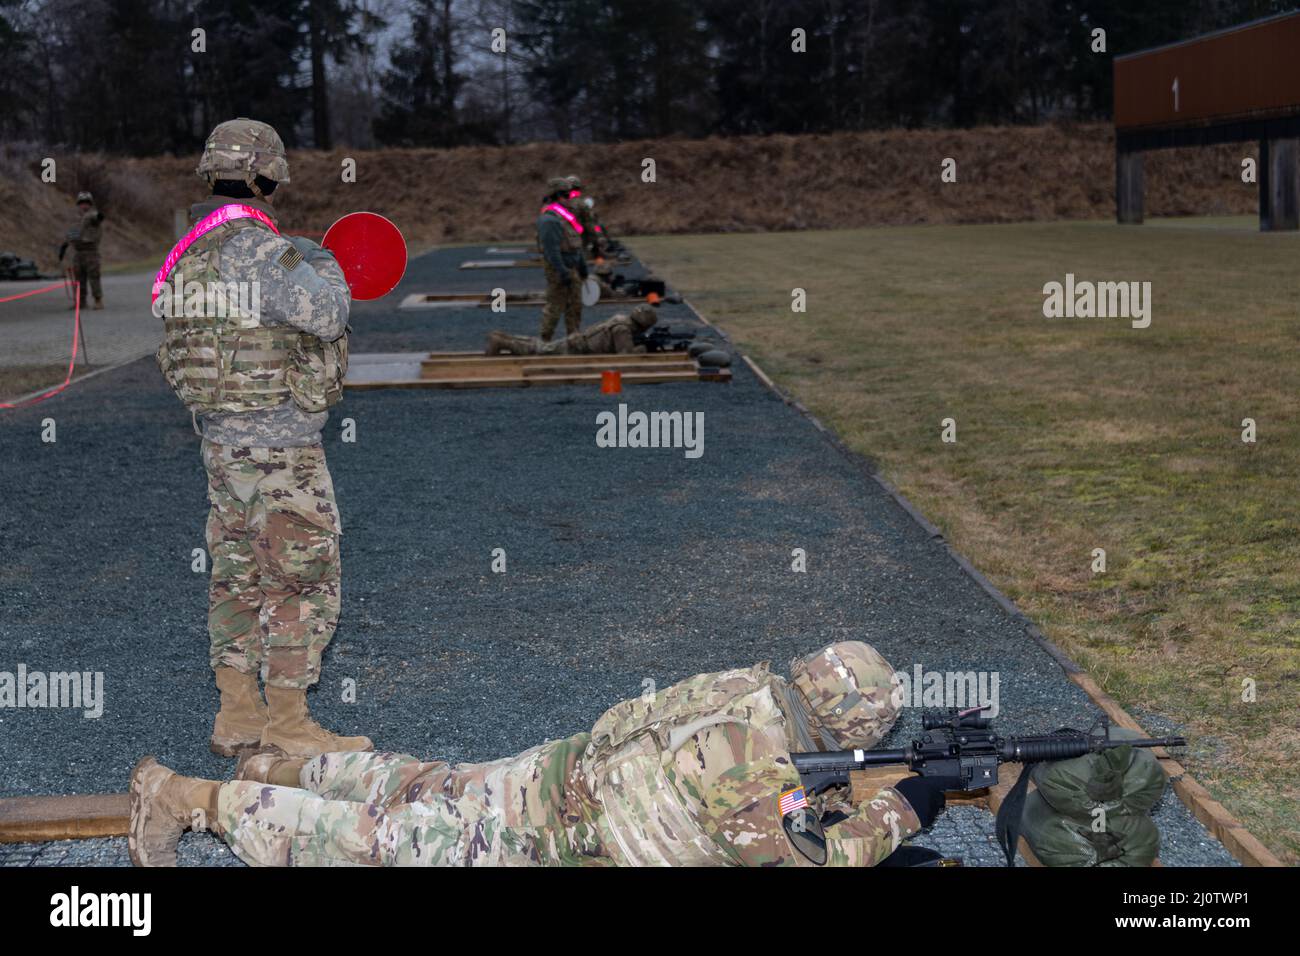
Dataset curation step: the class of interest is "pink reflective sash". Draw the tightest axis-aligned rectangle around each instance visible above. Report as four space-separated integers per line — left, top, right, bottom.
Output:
541 202 584 234
151 203 279 302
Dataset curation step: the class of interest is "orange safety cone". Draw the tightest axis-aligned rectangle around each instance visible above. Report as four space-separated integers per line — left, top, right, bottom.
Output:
601 370 622 394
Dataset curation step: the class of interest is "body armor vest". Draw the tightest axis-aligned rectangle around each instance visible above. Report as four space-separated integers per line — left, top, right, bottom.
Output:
155 216 346 415
583 664 794 866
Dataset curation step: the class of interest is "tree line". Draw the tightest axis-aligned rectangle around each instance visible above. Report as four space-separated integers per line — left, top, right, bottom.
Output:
0 0 1292 153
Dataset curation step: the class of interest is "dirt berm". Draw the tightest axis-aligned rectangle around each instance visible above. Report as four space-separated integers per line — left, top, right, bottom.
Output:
2 123 1256 271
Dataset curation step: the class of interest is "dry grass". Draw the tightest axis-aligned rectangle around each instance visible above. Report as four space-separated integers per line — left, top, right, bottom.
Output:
635 217 1300 863
0 364 99 403
2 124 1256 273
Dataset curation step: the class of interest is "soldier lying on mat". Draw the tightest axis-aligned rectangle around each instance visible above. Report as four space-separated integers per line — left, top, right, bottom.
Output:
485 303 658 356
128 640 954 867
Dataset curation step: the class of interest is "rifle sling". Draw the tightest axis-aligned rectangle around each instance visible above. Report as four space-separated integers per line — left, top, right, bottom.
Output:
994 762 1034 867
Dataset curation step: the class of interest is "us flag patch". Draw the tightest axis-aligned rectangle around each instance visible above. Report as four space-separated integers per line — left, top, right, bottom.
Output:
277 246 305 270
778 786 809 815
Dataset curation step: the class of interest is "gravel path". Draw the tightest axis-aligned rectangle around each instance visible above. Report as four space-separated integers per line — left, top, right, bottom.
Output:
0 245 1236 866
0 272 156 371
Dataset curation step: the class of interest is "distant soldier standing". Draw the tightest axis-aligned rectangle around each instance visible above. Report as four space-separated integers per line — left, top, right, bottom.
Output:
62 191 104 310
153 118 372 759
484 304 658 356
537 177 587 341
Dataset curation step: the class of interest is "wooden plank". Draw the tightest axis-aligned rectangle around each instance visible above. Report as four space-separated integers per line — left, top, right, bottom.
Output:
420 351 694 366
459 260 542 269
0 794 129 843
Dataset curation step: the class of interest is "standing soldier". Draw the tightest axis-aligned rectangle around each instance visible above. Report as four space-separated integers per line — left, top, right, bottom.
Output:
64 191 104 310
128 640 955 867
564 175 598 259
153 118 372 760
537 177 587 341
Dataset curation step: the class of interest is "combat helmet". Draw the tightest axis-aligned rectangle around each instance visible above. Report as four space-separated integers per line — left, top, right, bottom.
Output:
75 191 94 204
630 304 657 329
565 174 583 192
788 641 900 750
546 176 573 197
196 118 290 197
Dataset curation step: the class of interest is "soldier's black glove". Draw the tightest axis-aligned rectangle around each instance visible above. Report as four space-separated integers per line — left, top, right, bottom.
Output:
556 271 572 287
577 260 589 279
892 775 964 828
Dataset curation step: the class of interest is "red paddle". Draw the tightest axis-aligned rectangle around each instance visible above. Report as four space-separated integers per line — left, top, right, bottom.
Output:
321 212 408 300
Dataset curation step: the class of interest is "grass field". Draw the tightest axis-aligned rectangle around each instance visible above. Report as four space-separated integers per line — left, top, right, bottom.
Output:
636 217 1300 863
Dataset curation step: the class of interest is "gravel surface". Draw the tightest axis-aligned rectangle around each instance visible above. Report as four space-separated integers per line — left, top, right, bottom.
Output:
0 245 1237 867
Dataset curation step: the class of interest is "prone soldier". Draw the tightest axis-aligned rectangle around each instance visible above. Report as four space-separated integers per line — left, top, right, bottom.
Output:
484 303 658 356
128 640 952 867
153 118 371 760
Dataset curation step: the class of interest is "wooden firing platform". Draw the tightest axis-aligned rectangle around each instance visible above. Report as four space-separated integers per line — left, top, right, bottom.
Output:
459 255 632 270
346 351 731 390
398 291 656 310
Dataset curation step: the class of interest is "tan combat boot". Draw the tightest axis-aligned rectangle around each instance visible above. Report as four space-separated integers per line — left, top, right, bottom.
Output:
210 666 269 757
127 757 221 867
260 685 373 758
485 330 511 355
93 299 104 310
234 746 308 786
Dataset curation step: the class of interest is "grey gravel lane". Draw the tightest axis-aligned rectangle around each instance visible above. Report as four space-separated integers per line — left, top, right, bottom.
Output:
0 245 1236 866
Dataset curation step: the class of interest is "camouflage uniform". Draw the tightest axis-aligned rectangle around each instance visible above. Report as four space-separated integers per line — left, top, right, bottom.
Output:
155 119 367 761
68 193 103 307
214 642 923 867
486 305 657 356
537 178 585 341
176 196 351 691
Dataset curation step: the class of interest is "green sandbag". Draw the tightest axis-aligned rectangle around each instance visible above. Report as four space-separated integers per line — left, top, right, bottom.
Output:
1021 790 1160 867
1030 727 1168 817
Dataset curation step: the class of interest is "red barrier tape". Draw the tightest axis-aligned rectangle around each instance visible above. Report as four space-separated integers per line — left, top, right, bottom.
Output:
0 282 84 409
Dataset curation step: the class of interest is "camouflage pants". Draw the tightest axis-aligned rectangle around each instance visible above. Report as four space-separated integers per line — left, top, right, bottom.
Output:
490 333 574 356
217 740 610 867
73 251 101 304
540 262 582 341
203 441 341 690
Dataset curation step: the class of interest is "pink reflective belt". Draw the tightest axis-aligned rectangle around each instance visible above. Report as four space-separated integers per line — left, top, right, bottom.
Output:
542 202 584 234
151 204 279 302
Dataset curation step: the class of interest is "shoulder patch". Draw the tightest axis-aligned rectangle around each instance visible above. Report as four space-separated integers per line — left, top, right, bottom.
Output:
277 246 305 271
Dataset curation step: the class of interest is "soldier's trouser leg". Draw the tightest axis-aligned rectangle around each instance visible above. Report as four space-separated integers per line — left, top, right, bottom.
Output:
541 263 570 341
74 261 89 306
203 442 342 689
85 254 102 302
563 270 583 335
301 750 452 805
215 778 517 866
205 448 265 678
492 332 542 356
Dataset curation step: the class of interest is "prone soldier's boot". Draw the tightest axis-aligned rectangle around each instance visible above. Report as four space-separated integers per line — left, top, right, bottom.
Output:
210 666 269 757
127 757 221 867
234 746 308 786
260 685 374 758
485 330 511 355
